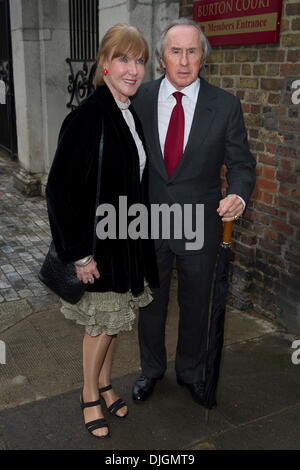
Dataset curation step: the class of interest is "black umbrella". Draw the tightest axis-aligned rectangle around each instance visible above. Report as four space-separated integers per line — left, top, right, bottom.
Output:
202 221 234 422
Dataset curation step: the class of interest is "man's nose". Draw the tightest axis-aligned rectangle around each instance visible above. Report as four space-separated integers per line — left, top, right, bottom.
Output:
180 51 188 66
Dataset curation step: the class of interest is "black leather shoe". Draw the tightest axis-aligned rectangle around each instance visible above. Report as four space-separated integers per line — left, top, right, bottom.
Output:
132 374 163 402
177 377 207 406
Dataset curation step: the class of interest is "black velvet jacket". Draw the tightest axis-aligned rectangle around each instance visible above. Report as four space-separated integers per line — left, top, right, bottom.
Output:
46 85 158 295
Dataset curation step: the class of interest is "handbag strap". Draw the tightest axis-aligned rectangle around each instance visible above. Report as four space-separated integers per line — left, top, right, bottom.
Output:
92 119 104 255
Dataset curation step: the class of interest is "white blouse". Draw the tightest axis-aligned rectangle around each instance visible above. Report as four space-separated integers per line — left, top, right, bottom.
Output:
115 98 146 181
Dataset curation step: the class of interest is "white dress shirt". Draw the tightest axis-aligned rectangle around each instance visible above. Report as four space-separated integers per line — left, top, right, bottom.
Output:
158 77 200 156
157 77 245 208
115 98 146 181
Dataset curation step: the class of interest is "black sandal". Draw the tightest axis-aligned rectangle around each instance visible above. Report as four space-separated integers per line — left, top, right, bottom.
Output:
99 385 128 419
80 392 110 438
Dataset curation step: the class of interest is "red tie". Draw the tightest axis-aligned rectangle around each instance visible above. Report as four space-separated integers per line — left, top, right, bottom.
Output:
164 91 185 177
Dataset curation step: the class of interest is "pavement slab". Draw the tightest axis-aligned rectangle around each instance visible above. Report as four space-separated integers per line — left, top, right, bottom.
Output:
1 272 298 450
217 333 300 426
0 299 33 333
0 327 299 450
210 404 300 450
0 371 231 450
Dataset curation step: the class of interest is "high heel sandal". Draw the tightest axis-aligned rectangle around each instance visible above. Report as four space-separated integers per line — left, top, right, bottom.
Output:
80 391 110 438
99 385 128 419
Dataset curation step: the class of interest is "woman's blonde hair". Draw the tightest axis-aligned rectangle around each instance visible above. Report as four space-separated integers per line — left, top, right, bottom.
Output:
93 24 149 88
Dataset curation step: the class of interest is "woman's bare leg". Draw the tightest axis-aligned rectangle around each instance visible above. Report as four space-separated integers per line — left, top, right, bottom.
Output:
99 335 128 417
82 332 113 437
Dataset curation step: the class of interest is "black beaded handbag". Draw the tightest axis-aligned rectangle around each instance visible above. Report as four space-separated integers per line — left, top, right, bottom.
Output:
38 124 104 304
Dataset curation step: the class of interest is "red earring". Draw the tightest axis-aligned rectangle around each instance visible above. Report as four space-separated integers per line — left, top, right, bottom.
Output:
103 68 109 76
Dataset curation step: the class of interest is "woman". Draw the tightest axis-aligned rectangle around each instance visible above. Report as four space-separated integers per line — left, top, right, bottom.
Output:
46 24 158 438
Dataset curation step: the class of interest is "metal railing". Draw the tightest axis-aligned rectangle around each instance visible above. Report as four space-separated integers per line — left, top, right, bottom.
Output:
66 0 99 109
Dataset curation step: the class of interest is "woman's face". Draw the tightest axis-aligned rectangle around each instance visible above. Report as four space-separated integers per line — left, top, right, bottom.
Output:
103 52 145 102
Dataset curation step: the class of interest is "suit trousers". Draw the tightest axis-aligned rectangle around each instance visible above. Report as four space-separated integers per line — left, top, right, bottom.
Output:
138 240 219 383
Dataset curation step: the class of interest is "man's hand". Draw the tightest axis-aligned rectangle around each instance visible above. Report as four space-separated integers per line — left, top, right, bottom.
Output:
217 194 244 222
75 259 100 284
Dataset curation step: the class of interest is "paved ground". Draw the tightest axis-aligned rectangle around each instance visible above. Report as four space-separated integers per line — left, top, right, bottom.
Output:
0 156 51 304
0 153 299 450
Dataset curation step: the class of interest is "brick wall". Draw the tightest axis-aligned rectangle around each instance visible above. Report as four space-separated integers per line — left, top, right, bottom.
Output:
180 0 300 332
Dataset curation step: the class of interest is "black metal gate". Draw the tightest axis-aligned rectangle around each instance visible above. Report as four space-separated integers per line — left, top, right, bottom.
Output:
0 0 17 158
66 0 99 109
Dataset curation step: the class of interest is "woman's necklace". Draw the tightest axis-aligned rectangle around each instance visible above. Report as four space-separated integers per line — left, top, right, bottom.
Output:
115 98 131 110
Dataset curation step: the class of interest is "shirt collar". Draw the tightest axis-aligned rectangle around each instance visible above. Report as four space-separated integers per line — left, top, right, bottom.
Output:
160 76 200 103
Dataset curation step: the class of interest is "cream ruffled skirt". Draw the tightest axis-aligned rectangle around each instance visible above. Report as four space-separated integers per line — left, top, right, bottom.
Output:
60 284 153 336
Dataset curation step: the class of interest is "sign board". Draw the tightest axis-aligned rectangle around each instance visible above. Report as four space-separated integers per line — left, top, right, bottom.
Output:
193 0 283 46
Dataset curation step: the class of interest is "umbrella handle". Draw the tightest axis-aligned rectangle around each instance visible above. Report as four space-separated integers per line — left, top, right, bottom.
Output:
223 221 233 244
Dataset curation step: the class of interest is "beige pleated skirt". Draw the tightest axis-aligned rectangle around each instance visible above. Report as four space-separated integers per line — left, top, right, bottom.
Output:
60 283 153 337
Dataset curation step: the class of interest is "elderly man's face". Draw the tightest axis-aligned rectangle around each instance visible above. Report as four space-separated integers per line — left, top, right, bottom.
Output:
161 25 203 90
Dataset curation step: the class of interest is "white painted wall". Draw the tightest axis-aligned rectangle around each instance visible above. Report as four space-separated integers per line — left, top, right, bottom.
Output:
98 0 179 81
99 0 130 37
152 0 180 79
10 0 69 177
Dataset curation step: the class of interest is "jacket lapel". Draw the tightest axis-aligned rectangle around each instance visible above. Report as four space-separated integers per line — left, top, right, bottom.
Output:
169 78 218 181
142 78 169 181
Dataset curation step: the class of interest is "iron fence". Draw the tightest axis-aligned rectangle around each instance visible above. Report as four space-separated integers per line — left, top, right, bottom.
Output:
66 0 99 109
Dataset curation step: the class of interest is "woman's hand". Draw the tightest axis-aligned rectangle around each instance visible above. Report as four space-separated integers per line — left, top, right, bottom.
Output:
74 258 100 284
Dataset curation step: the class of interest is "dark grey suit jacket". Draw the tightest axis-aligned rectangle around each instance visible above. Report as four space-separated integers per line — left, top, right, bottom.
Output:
133 77 256 255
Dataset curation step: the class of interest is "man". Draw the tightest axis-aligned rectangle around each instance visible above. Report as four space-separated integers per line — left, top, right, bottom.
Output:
132 18 256 405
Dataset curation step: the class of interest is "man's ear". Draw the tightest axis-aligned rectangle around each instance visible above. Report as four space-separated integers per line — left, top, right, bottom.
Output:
156 59 165 76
